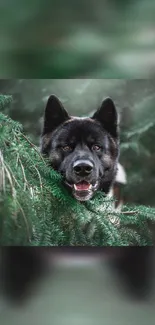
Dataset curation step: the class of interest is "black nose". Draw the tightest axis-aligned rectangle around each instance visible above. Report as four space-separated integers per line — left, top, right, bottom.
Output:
73 160 93 176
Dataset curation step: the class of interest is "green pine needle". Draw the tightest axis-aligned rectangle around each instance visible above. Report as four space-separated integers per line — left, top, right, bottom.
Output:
0 95 155 246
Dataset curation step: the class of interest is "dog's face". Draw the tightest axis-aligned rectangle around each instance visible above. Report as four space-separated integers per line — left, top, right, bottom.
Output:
40 95 119 201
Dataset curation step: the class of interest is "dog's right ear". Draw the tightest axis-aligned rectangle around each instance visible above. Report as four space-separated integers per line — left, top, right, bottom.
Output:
91 98 118 138
42 95 70 136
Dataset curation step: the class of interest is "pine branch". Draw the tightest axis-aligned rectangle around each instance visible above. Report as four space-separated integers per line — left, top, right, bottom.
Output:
0 95 155 246
0 95 12 110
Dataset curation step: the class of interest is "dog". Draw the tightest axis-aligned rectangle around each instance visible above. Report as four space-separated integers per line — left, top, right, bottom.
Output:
40 95 119 201
0 98 152 304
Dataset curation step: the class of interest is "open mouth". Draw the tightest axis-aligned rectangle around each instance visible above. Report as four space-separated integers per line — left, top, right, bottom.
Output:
65 180 98 201
73 181 92 191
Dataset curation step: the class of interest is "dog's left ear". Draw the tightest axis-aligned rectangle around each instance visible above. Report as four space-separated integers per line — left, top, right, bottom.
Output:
92 98 118 138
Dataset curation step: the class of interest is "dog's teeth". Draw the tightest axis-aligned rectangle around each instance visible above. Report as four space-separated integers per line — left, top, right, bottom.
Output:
74 183 92 191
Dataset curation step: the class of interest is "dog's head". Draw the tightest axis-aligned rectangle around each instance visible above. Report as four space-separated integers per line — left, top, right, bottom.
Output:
40 95 119 201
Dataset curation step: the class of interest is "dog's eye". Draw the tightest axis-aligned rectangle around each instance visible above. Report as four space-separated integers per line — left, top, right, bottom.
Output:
92 144 101 151
62 145 72 152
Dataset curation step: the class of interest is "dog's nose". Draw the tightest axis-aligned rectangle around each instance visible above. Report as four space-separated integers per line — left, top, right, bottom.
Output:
73 160 93 176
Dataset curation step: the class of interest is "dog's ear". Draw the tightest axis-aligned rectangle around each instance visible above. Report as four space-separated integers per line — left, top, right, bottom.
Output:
42 95 70 135
92 98 118 138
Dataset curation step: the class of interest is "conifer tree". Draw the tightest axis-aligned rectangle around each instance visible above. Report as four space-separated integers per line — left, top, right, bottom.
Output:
0 95 155 246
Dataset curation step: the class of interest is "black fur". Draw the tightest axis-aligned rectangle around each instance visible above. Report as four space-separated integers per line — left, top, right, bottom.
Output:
40 95 119 201
1 97 152 303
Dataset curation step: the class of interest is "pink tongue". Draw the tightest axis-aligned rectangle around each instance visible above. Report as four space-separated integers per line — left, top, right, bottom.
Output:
76 181 90 191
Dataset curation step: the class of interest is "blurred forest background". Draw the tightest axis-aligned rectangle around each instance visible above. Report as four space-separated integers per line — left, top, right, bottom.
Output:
0 0 155 77
0 79 155 207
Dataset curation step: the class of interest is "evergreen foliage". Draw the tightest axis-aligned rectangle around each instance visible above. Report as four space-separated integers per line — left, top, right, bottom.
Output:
0 95 155 246
120 93 155 206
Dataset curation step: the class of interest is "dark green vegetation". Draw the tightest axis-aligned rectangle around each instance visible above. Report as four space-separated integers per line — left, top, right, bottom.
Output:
1 79 155 206
0 94 155 246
